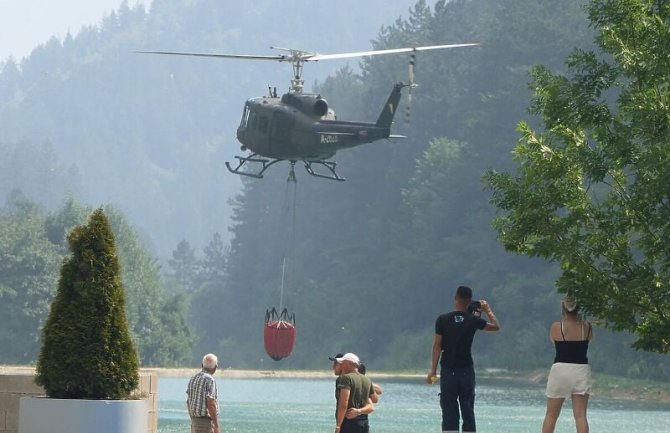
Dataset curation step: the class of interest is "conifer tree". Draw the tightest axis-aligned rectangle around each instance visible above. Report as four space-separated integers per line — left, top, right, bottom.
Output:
36 208 139 399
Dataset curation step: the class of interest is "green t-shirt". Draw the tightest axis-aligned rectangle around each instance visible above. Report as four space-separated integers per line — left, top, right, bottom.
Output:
335 372 374 411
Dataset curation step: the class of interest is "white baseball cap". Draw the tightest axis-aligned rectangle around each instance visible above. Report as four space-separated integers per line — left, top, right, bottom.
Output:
335 353 360 365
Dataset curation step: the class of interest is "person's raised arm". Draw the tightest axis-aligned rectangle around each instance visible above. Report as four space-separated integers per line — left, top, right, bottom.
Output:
585 320 594 341
480 300 500 331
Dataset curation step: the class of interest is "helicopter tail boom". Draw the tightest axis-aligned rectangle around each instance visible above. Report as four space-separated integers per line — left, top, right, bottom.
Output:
375 83 404 129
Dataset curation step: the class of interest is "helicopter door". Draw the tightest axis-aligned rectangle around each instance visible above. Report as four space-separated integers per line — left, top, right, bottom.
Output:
271 110 294 154
245 110 271 153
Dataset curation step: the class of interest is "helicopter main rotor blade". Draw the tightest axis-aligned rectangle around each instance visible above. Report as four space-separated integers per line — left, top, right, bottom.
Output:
305 43 480 61
136 43 480 63
135 50 287 61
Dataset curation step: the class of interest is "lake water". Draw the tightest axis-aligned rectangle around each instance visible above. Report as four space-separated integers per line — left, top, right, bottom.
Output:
158 376 670 432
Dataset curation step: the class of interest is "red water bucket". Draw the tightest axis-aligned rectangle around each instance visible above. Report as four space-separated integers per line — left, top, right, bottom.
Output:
263 308 296 361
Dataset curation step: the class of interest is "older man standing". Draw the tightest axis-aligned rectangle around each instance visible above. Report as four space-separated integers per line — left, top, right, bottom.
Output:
187 353 220 433
334 352 375 433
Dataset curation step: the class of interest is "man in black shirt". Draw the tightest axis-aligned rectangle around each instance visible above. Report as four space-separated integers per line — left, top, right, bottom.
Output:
427 285 500 433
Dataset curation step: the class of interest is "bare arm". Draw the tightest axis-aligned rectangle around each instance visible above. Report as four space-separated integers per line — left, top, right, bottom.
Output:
549 322 561 342
427 334 442 384
335 388 350 432
369 391 379 404
346 397 374 418
585 320 594 341
480 300 500 331
206 397 220 433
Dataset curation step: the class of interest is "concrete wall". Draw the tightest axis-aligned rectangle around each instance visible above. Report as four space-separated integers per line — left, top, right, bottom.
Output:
0 369 158 433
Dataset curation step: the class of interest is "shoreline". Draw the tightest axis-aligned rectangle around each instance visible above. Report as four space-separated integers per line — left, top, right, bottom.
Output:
0 365 423 379
2 366 668 403
142 367 431 379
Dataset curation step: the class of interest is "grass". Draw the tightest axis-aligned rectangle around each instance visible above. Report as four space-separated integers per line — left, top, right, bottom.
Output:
591 373 670 403
476 369 670 403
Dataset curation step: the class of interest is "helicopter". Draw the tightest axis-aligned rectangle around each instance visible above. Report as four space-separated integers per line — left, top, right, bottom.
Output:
137 43 479 181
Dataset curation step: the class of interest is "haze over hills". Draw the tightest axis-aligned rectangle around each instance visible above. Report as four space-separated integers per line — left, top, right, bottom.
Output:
1 0 669 378
0 0 422 257
0 0 151 61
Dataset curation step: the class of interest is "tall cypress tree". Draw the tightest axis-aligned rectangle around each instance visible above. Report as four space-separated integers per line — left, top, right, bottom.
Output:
36 208 139 399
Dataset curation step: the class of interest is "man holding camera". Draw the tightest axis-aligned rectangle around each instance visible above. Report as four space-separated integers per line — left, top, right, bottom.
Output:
427 285 500 433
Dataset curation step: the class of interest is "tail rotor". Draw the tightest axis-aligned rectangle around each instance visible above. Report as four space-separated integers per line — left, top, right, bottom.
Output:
404 49 418 125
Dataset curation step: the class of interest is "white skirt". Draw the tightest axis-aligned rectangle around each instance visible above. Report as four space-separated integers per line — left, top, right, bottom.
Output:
546 362 592 399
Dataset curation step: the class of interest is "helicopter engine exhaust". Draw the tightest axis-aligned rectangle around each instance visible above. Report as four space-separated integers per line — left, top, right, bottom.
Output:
313 98 328 117
282 93 329 117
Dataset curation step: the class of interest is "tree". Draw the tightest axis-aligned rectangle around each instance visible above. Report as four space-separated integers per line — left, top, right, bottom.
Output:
167 240 199 292
44 195 88 247
0 191 61 363
486 0 670 353
0 140 81 209
0 195 192 367
36 209 139 399
105 205 192 366
199 232 228 286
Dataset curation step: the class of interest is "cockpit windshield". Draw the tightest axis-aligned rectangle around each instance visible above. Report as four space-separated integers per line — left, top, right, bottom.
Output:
239 103 251 128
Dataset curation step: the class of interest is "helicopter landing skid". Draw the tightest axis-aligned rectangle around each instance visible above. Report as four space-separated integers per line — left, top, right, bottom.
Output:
303 160 345 182
225 153 284 178
226 153 345 181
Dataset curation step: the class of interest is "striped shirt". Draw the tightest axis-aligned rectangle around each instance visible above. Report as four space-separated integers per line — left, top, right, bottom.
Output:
186 370 219 418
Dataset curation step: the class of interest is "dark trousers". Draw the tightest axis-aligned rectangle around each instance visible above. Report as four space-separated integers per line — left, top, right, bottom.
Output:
440 366 476 432
341 415 369 433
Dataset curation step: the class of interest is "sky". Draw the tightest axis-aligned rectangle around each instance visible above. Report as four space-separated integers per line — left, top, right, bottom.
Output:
0 0 150 61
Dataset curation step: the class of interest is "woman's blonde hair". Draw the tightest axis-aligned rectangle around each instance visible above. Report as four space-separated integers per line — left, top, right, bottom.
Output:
561 296 580 314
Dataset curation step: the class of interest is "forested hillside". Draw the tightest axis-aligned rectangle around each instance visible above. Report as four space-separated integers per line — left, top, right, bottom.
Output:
0 0 419 256
0 194 190 366
1 0 667 378
185 0 668 376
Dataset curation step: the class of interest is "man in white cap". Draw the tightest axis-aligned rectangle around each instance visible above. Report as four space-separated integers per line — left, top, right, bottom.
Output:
334 352 375 433
186 353 220 433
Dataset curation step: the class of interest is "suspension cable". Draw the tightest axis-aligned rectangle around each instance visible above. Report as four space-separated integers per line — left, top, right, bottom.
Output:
279 166 298 312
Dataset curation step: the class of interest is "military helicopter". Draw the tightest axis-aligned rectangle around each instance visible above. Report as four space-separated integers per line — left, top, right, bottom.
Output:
137 43 479 181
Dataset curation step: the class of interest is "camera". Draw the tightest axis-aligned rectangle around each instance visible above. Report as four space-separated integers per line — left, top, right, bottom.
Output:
467 300 482 316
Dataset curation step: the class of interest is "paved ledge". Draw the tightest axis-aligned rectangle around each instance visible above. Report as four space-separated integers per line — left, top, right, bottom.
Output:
0 367 157 433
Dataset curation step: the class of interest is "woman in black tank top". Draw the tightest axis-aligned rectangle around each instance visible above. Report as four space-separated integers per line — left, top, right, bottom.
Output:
542 297 594 433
